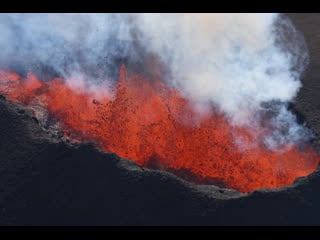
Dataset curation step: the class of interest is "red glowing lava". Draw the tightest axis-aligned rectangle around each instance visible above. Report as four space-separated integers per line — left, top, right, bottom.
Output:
0 66 319 192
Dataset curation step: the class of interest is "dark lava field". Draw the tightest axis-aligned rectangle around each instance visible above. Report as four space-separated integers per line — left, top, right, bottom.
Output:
1 13 320 225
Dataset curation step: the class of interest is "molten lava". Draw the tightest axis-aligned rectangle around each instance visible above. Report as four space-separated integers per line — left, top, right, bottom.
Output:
0 67 319 192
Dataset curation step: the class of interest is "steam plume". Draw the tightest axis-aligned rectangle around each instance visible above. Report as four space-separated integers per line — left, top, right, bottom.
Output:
0 13 312 150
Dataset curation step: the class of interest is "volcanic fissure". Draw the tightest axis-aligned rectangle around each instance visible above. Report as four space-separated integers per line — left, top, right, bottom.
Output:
0 13 319 193
0 66 319 193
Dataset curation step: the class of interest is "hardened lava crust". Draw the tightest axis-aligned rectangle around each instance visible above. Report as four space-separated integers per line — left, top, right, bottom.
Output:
0 13 320 225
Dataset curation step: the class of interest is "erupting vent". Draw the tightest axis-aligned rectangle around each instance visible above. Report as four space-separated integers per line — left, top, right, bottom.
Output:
0 13 319 193
0 67 319 193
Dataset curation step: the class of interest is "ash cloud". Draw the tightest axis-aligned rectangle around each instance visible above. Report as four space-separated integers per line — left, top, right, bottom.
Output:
0 13 313 150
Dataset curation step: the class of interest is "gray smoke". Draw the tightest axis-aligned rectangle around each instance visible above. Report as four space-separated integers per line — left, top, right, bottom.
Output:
0 13 134 81
0 13 313 150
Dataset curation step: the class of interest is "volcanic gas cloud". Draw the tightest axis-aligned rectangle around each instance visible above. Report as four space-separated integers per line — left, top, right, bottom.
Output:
0 13 319 192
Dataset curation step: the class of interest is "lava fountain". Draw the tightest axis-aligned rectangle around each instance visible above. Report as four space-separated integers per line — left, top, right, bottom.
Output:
0 66 319 193
0 13 319 193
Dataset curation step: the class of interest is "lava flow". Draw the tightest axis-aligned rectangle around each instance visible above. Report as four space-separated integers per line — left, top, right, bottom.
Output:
0 66 319 192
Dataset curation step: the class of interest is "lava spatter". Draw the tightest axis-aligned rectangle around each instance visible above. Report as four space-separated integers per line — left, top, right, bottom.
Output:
0 66 318 193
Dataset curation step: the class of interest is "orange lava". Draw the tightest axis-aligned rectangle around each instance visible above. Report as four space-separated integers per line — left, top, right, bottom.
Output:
0 67 319 192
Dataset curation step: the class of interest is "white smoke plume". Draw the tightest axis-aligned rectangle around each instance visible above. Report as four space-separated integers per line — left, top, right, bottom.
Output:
0 13 313 150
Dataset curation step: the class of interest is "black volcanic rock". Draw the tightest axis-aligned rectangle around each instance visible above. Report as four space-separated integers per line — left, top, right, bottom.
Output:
1 88 320 225
0 13 320 225
0 96 244 225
